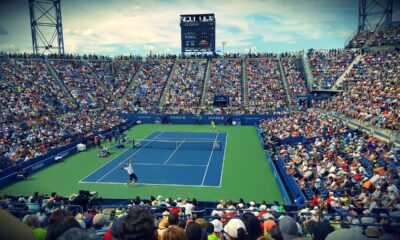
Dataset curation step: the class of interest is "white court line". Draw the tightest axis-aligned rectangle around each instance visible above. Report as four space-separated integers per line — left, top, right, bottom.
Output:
201 132 219 186
135 162 206 167
163 138 185 165
218 133 228 187
78 131 159 183
79 180 221 188
95 131 164 183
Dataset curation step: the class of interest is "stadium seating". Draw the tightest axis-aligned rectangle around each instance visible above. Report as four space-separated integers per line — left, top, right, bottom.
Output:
122 59 174 113
307 49 358 89
370 28 400 47
1 48 400 239
113 61 142 98
246 58 288 114
281 56 309 96
204 58 244 114
164 60 207 114
346 30 374 49
50 60 113 109
321 51 400 132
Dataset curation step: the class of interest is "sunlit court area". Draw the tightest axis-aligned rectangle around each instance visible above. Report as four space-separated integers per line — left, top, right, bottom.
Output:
0 0 400 239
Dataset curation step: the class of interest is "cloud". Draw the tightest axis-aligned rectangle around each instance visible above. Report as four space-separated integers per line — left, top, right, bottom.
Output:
0 0 361 55
0 25 8 35
0 44 20 52
263 34 296 44
64 28 98 37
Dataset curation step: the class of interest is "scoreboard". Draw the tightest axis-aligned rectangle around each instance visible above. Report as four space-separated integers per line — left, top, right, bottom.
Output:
180 13 215 54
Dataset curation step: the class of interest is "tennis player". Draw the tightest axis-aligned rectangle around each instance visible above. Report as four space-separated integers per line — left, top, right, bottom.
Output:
210 120 217 131
122 160 138 185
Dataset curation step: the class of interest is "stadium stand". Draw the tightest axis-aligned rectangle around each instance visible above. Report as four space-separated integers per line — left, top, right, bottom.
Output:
164 59 207 114
112 61 142 99
122 59 174 113
50 60 114 109
246 58 289 114
321 51 400 132
204 58 244 114
370 28 400 47
307 49 358 89
258 110 349 145
281 55 309 97
346 30 374 49
1 32 400 238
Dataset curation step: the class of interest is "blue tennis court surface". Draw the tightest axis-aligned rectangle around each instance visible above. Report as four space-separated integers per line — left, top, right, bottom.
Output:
80 131 227 187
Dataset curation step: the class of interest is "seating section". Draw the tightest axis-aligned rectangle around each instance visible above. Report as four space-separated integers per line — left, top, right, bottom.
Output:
0 59 74 124
258 110 348 142
346 30 373 49
164 60 207 114
281 57 308 96
1 52 400 239
370 28 400 47
307 49 358 89
321 51 400 132
122 59 174 113
203 59 243 114
0 58 126 170
276 129 399 210
113 61 141 98
50 60 112 109
246 58 288 114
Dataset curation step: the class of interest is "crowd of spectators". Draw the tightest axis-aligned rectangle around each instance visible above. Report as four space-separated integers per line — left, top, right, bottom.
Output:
0 108 126 170
274 129 400 233
122 59 174 113
86 60 114 95
50 60 114 109
346 30 374 49
113 61 142 99
321 51 399 132
370 28 400 47
246 58 288 114
307 49 358 89
204 59 244 114
0 58 126 171
0 59 75 124
281 57 309 97
164 60 207 114
1 190 399 239
258 110 349 144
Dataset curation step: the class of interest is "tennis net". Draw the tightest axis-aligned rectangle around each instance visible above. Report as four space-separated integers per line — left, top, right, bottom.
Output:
133 139 221 151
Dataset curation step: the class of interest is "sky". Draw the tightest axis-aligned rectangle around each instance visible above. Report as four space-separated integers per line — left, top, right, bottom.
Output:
0 0 399 56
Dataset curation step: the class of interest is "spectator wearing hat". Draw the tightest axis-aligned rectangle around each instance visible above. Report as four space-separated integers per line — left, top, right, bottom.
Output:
92 213 108 237
263 219 277 237
224 218 247 240
325 228 367 240
211 219 225 240
278 216 300 240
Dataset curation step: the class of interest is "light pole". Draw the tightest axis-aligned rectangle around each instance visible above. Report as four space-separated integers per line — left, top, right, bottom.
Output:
222 41 227 58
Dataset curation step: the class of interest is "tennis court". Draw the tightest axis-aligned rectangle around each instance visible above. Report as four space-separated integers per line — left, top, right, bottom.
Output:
80 131 227 187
